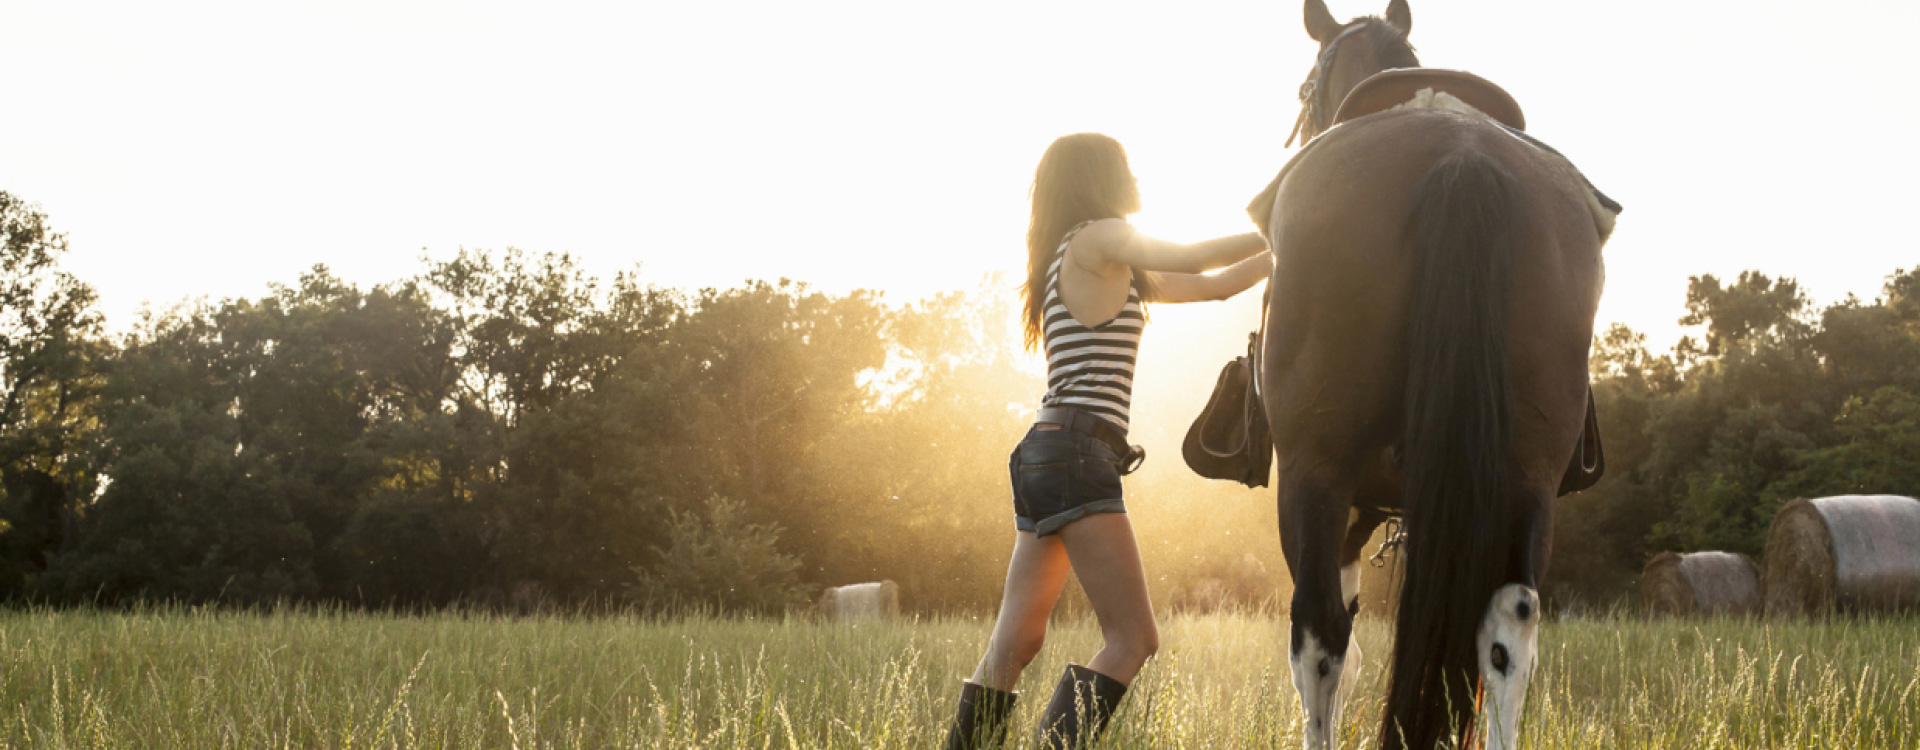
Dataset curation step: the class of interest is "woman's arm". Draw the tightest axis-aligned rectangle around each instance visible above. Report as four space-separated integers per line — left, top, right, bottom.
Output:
1074 219 1267 275
1144 250 1273 303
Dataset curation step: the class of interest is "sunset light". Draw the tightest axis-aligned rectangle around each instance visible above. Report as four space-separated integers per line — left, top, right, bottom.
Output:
3 1 1919 747
6 0 1914 351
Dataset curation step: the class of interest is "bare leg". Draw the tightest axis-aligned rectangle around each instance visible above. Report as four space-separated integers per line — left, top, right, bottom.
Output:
1055 513 1159 684
971 531 1072 691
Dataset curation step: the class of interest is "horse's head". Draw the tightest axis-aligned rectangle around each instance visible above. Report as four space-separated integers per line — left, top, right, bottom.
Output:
1287 0 1420 146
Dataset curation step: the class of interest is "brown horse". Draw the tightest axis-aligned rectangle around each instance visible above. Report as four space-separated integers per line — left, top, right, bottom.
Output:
1251 1 1610 749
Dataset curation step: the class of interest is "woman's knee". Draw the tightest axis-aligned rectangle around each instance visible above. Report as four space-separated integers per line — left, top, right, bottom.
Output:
995 626 1049 667
1138 623 1161 659
1105 622 1159 662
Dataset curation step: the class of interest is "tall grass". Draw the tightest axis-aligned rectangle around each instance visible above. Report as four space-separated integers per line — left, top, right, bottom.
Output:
0 605 1913 748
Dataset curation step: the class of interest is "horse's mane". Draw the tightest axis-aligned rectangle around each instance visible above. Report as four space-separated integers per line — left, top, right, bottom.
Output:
1359 16 1420 69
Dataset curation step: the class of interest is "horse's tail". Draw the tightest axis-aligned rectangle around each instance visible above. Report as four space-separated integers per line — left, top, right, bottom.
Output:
1381 149 1518 750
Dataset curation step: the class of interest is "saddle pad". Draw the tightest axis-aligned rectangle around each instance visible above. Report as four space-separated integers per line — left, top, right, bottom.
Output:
1333 68 1525 131
1495 121 1623 243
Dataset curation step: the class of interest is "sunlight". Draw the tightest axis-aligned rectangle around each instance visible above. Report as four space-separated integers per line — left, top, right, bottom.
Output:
7 0 1913 348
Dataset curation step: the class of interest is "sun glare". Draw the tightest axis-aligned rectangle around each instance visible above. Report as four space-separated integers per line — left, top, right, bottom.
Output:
1 0 1915 353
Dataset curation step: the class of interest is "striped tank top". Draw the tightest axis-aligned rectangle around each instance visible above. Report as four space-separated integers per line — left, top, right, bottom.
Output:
1040 221 1144 432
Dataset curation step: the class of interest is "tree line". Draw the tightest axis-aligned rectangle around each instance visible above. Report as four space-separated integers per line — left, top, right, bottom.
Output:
1554 266 1920 603
0 191 1045 611
4 191 1919 612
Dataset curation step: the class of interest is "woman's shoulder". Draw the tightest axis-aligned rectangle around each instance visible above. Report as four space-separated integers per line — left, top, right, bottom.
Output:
1065 218 1134 264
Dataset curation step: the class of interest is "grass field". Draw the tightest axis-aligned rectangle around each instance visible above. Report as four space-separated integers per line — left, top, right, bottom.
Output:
1 606 1915 749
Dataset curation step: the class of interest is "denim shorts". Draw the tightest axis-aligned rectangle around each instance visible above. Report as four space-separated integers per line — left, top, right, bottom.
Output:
1008 425 1128 537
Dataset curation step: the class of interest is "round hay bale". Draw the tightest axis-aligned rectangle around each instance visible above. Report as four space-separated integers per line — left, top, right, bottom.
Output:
817 580 901 621
1763 495 1920 616
1639 551 1760 617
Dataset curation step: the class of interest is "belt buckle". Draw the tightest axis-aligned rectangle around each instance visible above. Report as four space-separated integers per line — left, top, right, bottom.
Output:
1120 444 1146 475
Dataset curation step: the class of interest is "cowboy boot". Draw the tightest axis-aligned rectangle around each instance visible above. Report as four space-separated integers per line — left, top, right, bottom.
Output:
1033 664 1129 749
943 680 1018 750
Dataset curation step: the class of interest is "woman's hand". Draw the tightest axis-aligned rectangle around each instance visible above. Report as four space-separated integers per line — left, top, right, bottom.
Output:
1143 249 1273 303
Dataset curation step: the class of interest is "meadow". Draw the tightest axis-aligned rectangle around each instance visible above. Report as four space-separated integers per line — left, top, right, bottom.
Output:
1 606 1915 749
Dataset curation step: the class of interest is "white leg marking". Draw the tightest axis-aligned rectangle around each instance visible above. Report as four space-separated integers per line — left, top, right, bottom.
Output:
1288 627 1346 750
1334 563 1363 717
1477 584 1540 750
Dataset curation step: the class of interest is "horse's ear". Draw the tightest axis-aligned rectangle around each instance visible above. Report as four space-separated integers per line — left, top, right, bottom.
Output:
1305 0 1341 43
1247 171 1284 240
1384 0 1411 35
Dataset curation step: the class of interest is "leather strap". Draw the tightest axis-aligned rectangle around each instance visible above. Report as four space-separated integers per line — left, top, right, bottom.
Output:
1034 407 1145 474
1251 287 1269 401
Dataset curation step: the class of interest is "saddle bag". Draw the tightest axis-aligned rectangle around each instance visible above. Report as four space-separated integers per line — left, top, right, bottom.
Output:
1183 333 1273 488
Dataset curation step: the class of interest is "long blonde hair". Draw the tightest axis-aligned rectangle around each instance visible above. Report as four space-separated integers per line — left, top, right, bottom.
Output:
1021 133 1150 351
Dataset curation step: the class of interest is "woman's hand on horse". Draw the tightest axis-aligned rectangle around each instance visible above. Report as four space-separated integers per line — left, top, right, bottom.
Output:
1073 219 1267 276
1143 250 1273 303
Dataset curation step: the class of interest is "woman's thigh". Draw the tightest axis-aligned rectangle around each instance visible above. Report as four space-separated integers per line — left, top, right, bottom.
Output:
1057 513 1155 641
975 531 1071 687
989 530 1071 640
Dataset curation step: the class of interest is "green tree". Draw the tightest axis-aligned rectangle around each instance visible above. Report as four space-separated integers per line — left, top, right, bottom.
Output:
45 268 477 604
1678 271 1811 357
668 279 890 571
632 495 808 615
1642 272 1825 557
45 306 319 602
1551 267 1920 603
416 249 694 603
0 193 106 596
1769 386 1920 500
798 281 1042 611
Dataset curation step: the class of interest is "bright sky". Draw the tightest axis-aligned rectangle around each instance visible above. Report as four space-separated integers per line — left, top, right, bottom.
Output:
4 0 1917 355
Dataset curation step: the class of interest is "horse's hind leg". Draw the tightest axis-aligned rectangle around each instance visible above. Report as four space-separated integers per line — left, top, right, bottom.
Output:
1280 469 1378 750
1477 486 1551 750
1330 511 1384 729
1477 583 1539 750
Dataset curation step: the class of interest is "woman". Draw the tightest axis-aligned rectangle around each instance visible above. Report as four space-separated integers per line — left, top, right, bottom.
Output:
943 133 1271 749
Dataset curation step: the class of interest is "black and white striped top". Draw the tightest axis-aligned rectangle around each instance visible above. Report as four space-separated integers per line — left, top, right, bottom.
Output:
1040 221 1144 432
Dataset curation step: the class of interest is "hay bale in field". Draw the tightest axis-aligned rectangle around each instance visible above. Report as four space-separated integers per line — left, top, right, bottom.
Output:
1639 551 1761 616
1763 495 1920 616
818 580 900 621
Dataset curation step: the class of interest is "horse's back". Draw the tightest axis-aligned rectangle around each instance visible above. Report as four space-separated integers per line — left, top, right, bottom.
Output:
1262 109 1603 487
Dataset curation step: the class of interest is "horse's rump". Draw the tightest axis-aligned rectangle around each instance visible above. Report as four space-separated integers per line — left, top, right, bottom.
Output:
1251 107 1612 506
1261 112 1599 455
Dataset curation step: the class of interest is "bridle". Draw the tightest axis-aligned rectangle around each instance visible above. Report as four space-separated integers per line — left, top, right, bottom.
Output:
1286 22 1374 148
